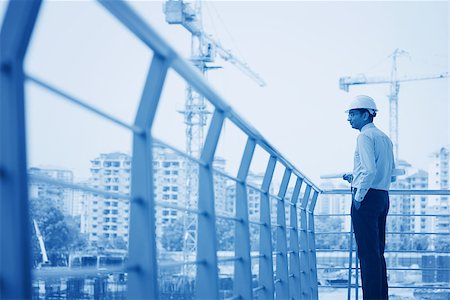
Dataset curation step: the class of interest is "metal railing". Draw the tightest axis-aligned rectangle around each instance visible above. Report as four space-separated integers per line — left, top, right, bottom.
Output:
1 1 321 299
316 189 450 300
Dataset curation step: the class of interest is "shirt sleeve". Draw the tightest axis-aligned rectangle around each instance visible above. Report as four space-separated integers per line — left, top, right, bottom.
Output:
355 134 376 202
391 156 397 183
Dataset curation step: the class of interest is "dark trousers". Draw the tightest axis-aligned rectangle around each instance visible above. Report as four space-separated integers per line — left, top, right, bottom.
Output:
351 188 389 300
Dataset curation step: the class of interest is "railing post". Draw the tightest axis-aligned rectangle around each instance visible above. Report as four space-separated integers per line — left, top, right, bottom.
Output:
0 1 41 299
128 54 170 299
258 156 277 299
233 138 256 300
299 185 312 300
289 177 304 300
347 222 355 300
355 253 360 300
196 109 224 299
307 190 319 300
275 167 292 299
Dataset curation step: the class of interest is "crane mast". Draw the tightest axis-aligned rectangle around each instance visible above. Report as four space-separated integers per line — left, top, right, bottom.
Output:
339 48 449 161
163 0 265 276
388 49 404 162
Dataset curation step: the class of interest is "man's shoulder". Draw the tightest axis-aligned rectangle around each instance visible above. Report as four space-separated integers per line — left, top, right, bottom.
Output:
358 126 392 143
366 125 390 138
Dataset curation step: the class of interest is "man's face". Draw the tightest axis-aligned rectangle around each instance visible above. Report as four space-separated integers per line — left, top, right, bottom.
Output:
347 109 367 130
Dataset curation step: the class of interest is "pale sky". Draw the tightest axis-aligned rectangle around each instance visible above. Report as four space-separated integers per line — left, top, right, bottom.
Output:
1 1 448 185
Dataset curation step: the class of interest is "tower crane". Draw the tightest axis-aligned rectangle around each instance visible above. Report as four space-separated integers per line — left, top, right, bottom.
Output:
339 48 449 161
163 0 265 274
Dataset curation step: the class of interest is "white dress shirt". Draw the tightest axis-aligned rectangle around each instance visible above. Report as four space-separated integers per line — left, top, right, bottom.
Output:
352 123 395 202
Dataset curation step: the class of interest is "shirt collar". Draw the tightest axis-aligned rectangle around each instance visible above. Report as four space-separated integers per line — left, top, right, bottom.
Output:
361 123 375 132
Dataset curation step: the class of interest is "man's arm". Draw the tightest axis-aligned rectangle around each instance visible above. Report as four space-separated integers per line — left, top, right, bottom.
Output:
354 134 376 202
391 156 397 183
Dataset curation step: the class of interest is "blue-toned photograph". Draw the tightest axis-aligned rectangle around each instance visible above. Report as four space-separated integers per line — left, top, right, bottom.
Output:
0 1 448 299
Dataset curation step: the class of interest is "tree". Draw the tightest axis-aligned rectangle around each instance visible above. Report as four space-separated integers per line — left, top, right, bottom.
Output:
314 217 346 250
96 236 128 251
161 217 236 251
216 219 234 251
435 238 450 252
161 218 184 251
412 235 430 250
30 197 87 267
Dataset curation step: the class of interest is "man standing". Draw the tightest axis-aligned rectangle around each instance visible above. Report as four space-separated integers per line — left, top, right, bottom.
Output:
343 95 395 300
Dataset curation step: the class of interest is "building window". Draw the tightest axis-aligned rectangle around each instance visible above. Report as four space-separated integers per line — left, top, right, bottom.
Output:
104 218 110 222
171 195 178 200
172 186 178 192
163 162 170 168
112 209 118 215
163 186 170 192
103 209 110 214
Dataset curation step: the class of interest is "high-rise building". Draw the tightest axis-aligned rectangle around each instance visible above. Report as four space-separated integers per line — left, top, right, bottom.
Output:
80 152 131 244
152 145 187 237
388 159 416 250
427 146 449 242
404 170 429 234
316 181 350 231
29 167 75 216
225 172 272 219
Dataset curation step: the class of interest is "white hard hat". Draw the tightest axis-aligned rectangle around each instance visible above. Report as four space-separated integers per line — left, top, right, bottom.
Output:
345 95 378 115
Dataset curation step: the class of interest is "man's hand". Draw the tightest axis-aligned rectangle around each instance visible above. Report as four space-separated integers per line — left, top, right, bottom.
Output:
343 173 353 183
352 187 361 210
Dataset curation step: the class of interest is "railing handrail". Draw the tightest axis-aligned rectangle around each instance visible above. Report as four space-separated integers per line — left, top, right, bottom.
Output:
321 189 450 195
